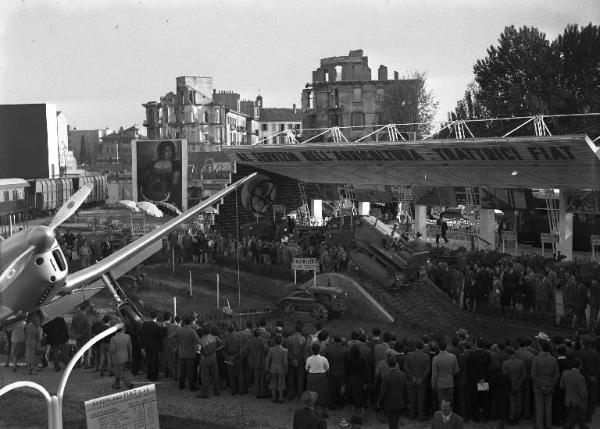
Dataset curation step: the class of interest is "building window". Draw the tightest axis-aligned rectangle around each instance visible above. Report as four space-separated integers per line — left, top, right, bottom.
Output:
214 108 220 123
280 124 285 132
353 88 362 103
331 89 339 108
308 90 314 109
376 88 384 103
324 70 330 82
203 111 209 124
351 112 365 129
335 65 342 81
261 124 268 131
306 114 317 129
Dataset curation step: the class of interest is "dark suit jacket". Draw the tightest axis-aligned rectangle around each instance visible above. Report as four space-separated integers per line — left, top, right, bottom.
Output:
265 344 288 374
560 368 588 409
404 350 431 385
378 368 409 411
140 320 166 353
431 411 464 429
292 407 327 429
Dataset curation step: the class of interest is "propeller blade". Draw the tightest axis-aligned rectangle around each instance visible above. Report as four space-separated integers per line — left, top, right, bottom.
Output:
0 245 35 293
49 185 93 230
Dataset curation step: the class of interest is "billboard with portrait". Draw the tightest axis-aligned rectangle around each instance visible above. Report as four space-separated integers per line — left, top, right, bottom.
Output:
132 139 188 211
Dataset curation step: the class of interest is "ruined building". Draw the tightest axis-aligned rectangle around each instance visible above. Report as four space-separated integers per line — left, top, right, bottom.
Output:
301 49 419 140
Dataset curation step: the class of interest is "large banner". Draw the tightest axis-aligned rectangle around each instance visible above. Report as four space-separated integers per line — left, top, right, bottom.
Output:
412 186 457 206
566 190 600 214
132 139 188 211
480 188 533 210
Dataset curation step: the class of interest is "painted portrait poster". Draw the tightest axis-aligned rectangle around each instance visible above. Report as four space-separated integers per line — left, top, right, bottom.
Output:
132 139 188 211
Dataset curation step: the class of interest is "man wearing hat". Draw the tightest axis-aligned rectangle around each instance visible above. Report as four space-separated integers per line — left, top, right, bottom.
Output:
575 334 600 422
293 390 327 429
531 340 559 429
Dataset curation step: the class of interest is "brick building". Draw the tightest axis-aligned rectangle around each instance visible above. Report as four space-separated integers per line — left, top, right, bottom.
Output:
301 49 419 140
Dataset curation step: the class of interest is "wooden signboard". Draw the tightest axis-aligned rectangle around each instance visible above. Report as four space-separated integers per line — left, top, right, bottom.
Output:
292 257 318 287
501 230 517 254
540 233 559 257
592 235 600 261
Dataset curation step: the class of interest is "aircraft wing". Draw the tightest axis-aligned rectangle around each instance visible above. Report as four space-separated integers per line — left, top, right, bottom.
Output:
63 172 256 292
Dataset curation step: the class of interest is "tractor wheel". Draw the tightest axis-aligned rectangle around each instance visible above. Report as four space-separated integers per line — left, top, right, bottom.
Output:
311 304 328 322
282 302 296 317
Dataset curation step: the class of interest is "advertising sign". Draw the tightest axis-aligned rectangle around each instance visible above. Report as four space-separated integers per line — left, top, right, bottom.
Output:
480 188 533 210
565 190 600 214
228 140 584 165
84 384 159 429
132 139 188 211
412 187 457 207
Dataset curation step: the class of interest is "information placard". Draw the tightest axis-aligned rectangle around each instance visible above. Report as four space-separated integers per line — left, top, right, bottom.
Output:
592 235 600 246
85 384 159 429
292 258 319 270
540 233 559 243
502 231 516 240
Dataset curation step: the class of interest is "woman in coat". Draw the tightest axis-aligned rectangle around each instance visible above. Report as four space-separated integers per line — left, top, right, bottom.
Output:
344 344 370 424
24 312 43 375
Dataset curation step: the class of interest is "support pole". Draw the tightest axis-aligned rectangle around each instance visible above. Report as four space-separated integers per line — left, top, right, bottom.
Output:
216 273 220 309
172 245 175 274
189 270 193 297
173 296 177 317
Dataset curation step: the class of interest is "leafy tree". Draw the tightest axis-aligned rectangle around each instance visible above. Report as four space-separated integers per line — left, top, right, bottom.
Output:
382 71 439 138
473 25 559 118
550 23 600 135
448 24 600 137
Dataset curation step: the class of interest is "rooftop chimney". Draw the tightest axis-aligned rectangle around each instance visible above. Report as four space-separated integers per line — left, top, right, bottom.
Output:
378 65 388 81
394 71 399 80
293 104 297 114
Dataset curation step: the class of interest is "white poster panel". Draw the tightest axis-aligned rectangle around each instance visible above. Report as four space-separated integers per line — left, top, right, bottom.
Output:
84 384 160 429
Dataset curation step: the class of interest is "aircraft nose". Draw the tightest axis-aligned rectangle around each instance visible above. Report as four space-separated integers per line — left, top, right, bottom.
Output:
28 226 56 252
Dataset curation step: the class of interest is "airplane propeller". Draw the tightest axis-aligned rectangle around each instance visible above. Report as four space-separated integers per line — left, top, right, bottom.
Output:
0 185 93 293
48 185 93 230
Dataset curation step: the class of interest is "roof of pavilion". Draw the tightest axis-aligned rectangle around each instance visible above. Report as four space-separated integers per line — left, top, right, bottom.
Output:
223 134 600 189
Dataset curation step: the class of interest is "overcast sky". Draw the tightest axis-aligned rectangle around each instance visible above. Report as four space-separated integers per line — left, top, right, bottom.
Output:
1 0 597 132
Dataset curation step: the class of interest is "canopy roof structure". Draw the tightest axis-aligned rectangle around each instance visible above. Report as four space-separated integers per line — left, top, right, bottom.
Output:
224 135 600 189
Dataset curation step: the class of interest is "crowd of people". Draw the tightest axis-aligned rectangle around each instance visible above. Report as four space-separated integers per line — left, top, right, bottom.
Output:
161 229 350 275
427 252 600 332
7 300 600 429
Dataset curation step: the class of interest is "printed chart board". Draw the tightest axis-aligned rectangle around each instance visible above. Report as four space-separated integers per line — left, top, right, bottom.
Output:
85 384 159 429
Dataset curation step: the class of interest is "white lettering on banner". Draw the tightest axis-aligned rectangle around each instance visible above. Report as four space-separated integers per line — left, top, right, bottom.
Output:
272 204 286 212
292 258 319 270
84 384 159 429
591 235 600 246
232 144 580 164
